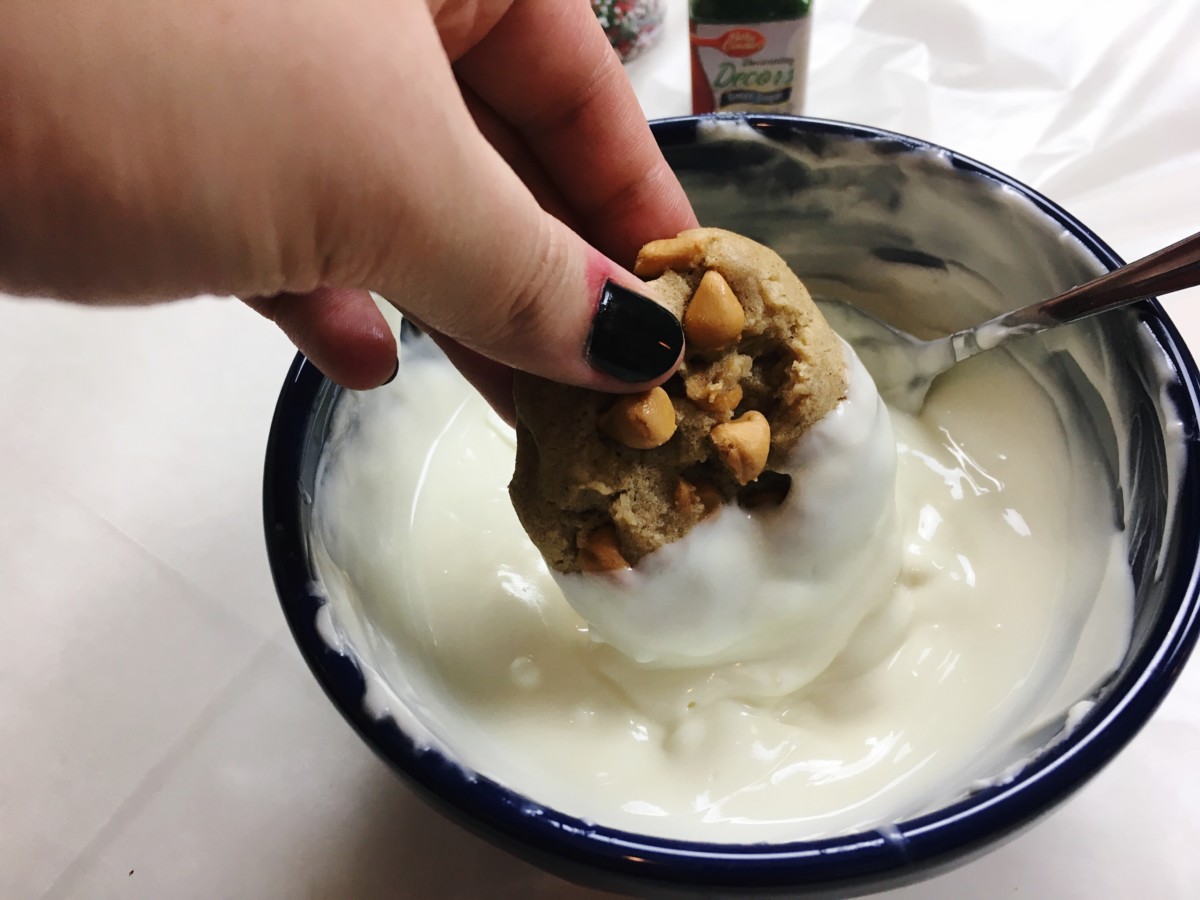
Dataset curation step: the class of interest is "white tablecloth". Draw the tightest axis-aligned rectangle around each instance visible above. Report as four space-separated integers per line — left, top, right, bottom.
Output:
2 1 1197 897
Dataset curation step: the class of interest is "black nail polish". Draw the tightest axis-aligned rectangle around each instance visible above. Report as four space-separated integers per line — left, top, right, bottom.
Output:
585 281 684 382
382 357 400 386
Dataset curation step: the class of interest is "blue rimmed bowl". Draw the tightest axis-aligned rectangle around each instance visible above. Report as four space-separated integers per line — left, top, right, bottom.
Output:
263 116 1200 897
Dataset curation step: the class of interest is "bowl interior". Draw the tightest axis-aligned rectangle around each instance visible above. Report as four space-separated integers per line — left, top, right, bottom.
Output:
657 118 1197 689
264 116 1200 896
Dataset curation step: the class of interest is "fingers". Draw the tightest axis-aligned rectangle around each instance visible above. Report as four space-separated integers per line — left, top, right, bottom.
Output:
341 7 682 394
459 83 575 228
225 4 683 399
374 151 685 394
454 0 698 265
243 288 397 390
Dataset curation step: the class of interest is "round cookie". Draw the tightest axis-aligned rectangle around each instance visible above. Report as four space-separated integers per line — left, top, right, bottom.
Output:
509 228 847 574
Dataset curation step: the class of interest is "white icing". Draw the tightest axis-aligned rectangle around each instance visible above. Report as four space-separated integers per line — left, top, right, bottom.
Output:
309 337 1135 842
560 340 899 667
302 124 1187 844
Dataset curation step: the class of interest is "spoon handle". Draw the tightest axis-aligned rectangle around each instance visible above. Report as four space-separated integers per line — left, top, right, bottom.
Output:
950 229 1200 364
1033 228 1200 323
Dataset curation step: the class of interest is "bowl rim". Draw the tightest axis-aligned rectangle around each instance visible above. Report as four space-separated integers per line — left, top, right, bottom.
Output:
262 114 1200 894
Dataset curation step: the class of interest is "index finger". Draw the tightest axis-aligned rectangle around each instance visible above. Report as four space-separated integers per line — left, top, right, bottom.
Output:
453 0 698 266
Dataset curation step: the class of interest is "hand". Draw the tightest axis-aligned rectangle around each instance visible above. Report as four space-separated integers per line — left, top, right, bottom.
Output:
0 0 698 416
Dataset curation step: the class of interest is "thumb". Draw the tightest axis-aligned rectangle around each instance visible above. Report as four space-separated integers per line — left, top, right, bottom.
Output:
368 134 684 394
395 222 684 392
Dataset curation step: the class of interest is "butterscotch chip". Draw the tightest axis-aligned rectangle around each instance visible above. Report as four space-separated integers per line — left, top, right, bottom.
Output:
674 477 723 519
510 228 847 573
577 524 630 573
633 235 705 277
598 387 677 449
673 478 703 517
683 270 745 350
711 411 771 485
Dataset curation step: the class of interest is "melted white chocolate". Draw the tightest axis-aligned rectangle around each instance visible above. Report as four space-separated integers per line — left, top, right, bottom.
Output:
311 334 1134 842
559 341 900 667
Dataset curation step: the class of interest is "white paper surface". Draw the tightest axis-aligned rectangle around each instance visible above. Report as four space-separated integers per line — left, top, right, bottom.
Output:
1 1 1197 897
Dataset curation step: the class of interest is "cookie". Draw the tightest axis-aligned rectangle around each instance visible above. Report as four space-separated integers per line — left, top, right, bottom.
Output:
509 228 847 574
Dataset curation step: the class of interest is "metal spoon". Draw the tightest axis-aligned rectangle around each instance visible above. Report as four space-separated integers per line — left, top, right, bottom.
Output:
817 229 1200 413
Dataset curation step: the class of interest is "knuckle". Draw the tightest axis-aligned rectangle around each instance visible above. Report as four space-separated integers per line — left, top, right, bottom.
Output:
477 216 571 357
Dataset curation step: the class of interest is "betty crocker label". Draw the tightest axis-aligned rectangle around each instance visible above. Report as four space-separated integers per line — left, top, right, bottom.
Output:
693 27 767 57
690 17 811 114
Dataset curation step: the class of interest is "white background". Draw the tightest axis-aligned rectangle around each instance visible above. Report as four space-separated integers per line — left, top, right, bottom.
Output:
1 0 1197 897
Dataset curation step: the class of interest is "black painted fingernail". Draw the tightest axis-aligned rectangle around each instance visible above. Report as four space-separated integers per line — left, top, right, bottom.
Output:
382 357 400 386
585 281 684 382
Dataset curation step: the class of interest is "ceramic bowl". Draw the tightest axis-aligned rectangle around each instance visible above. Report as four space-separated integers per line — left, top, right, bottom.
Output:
263 116 1200 897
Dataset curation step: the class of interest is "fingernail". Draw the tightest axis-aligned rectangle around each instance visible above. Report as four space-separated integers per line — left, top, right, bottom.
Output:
382 357 400 386
585 281 683 382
